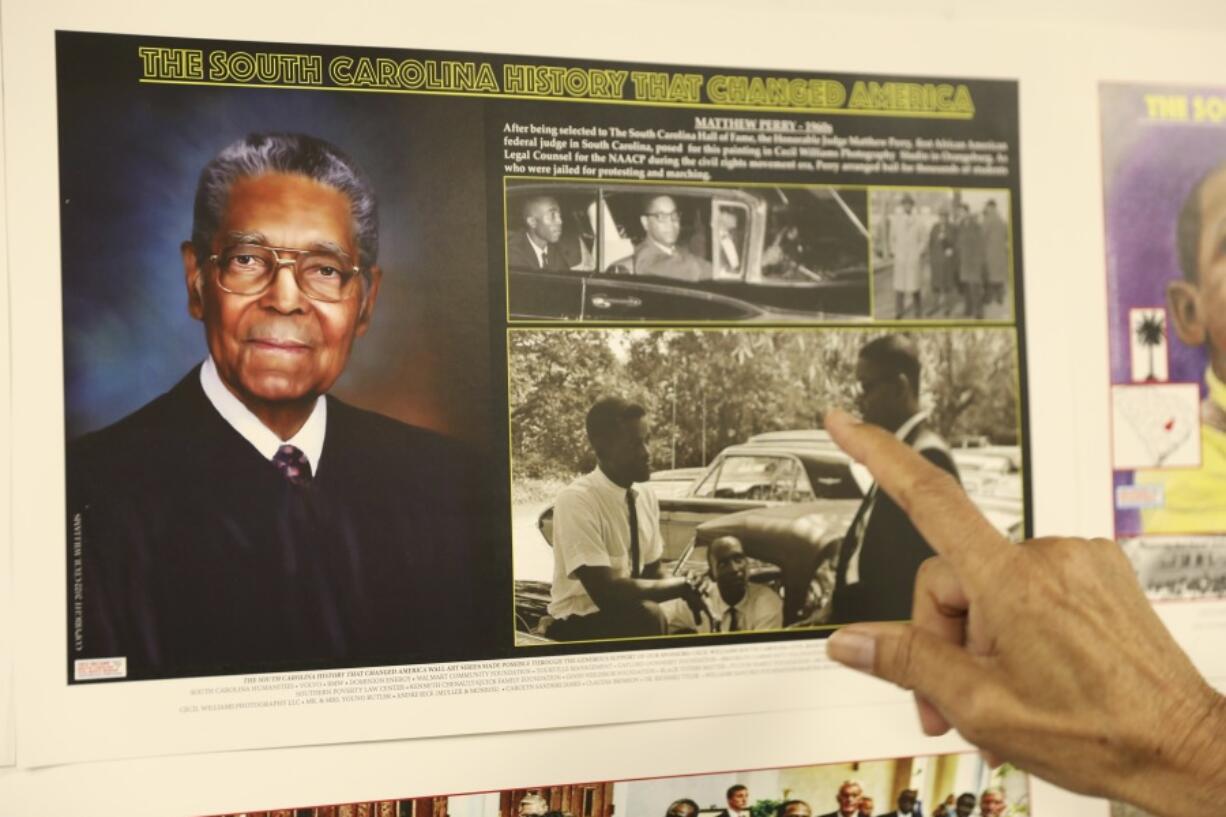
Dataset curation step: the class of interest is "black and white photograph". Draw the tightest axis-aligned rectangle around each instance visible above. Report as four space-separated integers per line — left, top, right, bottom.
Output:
505 181 871 322
1120 536 1226 600
510 328 1024 646
870 188 1013 322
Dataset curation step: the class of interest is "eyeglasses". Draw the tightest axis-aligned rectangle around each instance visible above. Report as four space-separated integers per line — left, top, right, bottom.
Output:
645 211 681 223
209 244 364 302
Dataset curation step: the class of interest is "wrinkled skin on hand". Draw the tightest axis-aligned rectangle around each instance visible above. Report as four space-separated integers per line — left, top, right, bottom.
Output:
821 409 1226 816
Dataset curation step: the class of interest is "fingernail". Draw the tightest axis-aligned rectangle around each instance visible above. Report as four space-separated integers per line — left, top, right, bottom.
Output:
827 627 876 672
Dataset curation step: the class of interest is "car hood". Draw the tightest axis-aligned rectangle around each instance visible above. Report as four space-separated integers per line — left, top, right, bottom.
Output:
695 499 860 551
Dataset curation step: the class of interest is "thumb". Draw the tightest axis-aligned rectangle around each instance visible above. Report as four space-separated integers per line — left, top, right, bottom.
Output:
827 622 980 712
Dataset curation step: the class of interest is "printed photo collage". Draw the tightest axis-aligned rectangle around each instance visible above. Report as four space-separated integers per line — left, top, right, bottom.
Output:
504 175 1026 648
209 750 1031 817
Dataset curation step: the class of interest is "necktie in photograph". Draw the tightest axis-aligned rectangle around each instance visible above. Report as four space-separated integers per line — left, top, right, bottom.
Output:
626 488 641 578
272 444 313 486
540 247 550 269
727 607 740 632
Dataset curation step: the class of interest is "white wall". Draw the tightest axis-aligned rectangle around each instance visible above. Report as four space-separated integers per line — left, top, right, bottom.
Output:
4 1 1226 815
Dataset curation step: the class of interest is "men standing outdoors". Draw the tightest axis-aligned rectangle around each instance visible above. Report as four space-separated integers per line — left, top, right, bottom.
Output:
68 132 488 680
1135 159 1226 532
928 208 958 316
818 781 863 817
828 335 960 624
546 397 704 641
508 195 569 271
889 194 928 319
981 199 1009 307
634 194 714 281
717 785 752 817
664 536 784 634
956 202 987 318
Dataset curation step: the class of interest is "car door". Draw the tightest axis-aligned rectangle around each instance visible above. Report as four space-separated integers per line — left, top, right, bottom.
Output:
657 453 805 560
507 267 586 319
580 275 763 321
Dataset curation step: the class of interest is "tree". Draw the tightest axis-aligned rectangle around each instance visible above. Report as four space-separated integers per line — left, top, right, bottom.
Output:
1135 312 1164 382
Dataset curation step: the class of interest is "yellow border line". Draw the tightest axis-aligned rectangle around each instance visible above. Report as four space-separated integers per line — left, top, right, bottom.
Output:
507 324 1028 649
138 78 975 119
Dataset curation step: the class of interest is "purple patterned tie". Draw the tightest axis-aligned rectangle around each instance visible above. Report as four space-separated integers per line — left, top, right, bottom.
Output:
272 444 313 486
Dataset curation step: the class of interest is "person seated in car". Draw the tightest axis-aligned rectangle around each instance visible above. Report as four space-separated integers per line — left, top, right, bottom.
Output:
508 195 569 271
634 194 713 282
664 535 784 633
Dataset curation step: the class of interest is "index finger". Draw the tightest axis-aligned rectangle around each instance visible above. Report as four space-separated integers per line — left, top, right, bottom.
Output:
824 408 1009 580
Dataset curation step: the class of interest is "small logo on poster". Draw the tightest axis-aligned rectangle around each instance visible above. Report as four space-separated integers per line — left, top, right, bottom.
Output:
1129 307 1169 383
74 657 127 681
1116 483 1165 509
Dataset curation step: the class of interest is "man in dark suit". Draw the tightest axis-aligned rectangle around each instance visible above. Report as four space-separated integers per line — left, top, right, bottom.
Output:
817 781 861 817
877 789 919 817
828 335 960 625
507 195 570 271
67 132 490 682
715 785 750 817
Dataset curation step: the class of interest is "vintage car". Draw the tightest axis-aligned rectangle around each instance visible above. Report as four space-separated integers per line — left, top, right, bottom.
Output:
643 466 706 499
505 181 871 321
516 437 865 642
515 431 1025 642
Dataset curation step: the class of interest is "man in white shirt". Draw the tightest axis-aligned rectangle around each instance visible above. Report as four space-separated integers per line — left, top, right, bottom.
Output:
665 536 783 633
546 396 704 641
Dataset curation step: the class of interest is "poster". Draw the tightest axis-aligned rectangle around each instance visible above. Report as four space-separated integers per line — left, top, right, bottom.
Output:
15 31 1028 765
204 750 1030 817
1100 83 1226 600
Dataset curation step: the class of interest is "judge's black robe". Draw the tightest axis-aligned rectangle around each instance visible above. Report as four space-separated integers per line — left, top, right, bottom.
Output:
67 368 494 681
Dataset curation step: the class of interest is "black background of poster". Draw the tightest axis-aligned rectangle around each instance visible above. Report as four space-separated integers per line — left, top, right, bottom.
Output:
56 30 1028 679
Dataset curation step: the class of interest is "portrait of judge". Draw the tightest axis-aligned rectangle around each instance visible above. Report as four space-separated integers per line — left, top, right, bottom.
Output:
67 132 491 681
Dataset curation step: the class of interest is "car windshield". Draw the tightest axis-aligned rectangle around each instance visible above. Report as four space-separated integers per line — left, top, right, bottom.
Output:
800 457 863 499
761 188 869 282
691 454 811 502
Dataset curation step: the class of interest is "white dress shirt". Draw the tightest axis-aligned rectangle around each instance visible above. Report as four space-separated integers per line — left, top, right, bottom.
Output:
199 356 327 475
549 468 665 619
